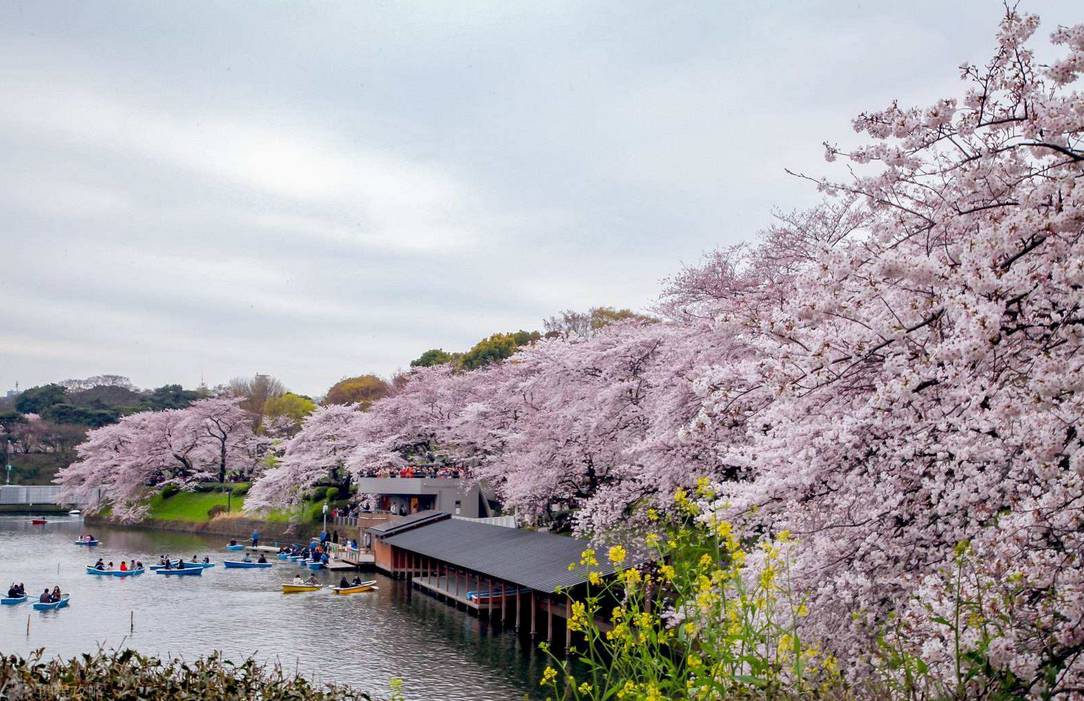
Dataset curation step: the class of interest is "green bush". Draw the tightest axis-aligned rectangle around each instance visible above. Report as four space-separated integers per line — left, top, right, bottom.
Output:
325 486 340 502
231 483 250 496
0 648 376 699
207 505 227 519
160 484 180 499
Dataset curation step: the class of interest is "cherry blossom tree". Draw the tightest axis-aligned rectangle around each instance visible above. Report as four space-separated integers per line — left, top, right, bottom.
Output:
56 399 260 521
680 10 1084 693
187 398 263 483
245 403 365 511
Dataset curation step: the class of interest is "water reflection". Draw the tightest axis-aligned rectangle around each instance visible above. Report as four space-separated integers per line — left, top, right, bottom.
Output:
0 516 543 700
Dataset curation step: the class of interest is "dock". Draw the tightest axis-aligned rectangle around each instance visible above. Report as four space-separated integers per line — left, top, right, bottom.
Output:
411 575 480 609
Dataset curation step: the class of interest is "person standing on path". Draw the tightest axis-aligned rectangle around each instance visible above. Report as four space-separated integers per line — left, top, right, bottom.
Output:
251 529 260 547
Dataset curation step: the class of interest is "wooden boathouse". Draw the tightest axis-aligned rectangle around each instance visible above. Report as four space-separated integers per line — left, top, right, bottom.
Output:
367 511 621 646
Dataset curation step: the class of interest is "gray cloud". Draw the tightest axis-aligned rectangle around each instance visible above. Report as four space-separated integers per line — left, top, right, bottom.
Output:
1 0 1079 395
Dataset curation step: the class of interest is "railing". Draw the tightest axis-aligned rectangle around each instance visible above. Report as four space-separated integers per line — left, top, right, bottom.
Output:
0 485 64 505
452 514 517 528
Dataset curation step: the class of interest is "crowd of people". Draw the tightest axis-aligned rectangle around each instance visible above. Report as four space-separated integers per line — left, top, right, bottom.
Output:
367 465 466 480
92 558 143 571
278 542 329 566
154 555 209 569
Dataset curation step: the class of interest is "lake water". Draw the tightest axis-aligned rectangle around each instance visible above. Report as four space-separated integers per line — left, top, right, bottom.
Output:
0 515 546 700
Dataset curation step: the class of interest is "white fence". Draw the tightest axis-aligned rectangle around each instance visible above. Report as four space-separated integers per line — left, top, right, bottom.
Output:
0 485 64 505
452 514 517 528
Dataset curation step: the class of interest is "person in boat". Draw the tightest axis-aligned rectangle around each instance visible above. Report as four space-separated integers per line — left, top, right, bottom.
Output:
351 576 363 586
107 561 114 570
135 560 143 570
7 584 19 598
51 585 61 601
202 556 210 563
256 554 267 563
229 539 238 546
119 561 128 572
338 576 350 589
292 574 305 585
242 552 252 563
17 583 25 596
320 552 330 565
94 559 105 570
174 560 185 569
39 588 53 603
305 575 319 585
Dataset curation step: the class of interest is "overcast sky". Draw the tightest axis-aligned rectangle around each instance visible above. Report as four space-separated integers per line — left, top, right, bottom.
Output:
1 1 1078 397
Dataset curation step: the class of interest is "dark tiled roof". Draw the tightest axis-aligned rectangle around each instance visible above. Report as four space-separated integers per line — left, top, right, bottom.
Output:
367 510 449 537
381 518 620 592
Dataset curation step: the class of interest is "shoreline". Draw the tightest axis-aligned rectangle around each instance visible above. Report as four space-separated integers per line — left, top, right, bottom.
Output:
84 513 326 544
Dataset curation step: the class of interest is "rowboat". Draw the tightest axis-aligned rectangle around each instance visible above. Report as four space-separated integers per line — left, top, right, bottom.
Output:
1 595 28 605
68 509 81 515
31 518 47 525
85 566 144 577
331 581 377 595
466 587 528 603
155 567 203 576
307 562 324 571
223 560 272 569
150 562 214 571
74 539 100 546
33 594 70 610
281 583 322 593
224 544 245 551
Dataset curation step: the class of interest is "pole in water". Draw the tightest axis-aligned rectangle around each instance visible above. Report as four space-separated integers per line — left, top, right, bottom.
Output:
26 613 30 637
130 610 134 633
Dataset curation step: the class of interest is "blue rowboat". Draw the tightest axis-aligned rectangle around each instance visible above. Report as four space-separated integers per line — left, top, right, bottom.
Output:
33 594 70 611
277 553 289 560
85 566 144 577
307 562 324 571
288 555 303 561
155 567 203 576
223 560 272 569
150 562 214 571
224 544 245 551
1 595 28 605
74 539 100 546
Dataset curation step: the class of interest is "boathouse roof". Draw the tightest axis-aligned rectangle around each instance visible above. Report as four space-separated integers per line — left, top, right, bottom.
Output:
367 510 448 537
379 517 622 593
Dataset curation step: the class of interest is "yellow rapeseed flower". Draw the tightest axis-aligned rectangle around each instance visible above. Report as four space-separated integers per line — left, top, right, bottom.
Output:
580 549 598 567
577 681 592 695
588 571 603 586
660 564 676 581
569 600 588 632
607 545 627 565
540 666 557 686
646 507 659 522
645 533 660 548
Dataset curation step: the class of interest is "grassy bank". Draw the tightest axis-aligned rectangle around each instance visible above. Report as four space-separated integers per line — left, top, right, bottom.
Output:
147 490 245 522
146 489 342 526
